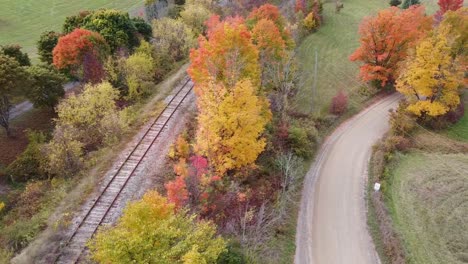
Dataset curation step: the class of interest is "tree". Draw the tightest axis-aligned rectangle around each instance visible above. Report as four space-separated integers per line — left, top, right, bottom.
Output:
188 16 260 89
251 19 288 87
131 17 153 41
89 191 226 264
434 0 463 23
438 7 468 59
396 31 463 117
401 0 421 9
196 79 271 175
152 18 195 62
124 43 156 100
0 54 29 136
0 44 30 66
26 65 66 109
37 31 62 64
349 6 431 87
62 10 92 33
180 1 212 37
63 9 148 52
246 4 293 47
55 82 126 148
53 28 109 82
389 0 402 6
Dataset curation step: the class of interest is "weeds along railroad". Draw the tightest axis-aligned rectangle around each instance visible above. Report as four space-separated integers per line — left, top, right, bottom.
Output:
54 78 194 264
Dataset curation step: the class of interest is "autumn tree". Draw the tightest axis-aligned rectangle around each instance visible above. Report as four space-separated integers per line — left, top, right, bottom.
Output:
124 41 156 100
152 18 195 62
349 6 431 87
89 191 226 264
396 30 463 117
189 16 260 89
0 44 30 66
26 65 66 109
438 7 468 59
196 79 271 175
246 4 293 47
53 28 109 83
54 82 126 148
180 0 212 37
0 54 29 136
434 0 463 22
37 31 62 64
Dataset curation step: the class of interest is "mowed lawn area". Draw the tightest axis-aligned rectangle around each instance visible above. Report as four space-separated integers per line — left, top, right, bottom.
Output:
388 152 468 264
0 0 143 61
295 0 437 113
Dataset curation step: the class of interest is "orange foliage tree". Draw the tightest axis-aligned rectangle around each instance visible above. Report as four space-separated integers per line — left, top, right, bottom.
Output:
434 0 463 22
349 6 431 87
53 28 109 83
189 16 260 89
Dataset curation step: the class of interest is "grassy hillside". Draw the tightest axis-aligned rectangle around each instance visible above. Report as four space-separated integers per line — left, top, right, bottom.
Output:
388 152 468 264
295 0 438 113
0 0 143 61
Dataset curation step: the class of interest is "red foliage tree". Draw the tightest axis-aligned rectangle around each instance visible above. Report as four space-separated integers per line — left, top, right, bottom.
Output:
434 0 463 23
53 28 108 82
295 0 307 13
349 6 431 87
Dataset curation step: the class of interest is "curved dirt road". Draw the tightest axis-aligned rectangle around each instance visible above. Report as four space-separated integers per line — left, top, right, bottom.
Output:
295 94 400 264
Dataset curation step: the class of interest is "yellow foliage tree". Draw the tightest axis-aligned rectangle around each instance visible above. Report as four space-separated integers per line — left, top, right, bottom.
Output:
303 12 317 31
396 30 463 117
196 79 272 175
89 191 226 264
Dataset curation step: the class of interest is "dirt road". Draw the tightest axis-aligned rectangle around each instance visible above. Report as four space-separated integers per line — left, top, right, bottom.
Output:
295 94 400 264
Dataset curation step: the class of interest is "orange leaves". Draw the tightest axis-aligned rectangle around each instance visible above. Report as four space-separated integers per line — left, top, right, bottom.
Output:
188 16 260 90
349 6 431 86
252 19 287 60
53 28 107 70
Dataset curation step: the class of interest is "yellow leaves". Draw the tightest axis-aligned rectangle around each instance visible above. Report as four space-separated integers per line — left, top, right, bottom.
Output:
396 30 463 117
303 12 317 31
0 202 4 213
196 79 271 175
89 190 226 264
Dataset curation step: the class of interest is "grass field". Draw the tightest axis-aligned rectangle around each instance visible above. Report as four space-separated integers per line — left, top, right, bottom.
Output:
0 0 143 61
295 0 437 113
388 152 468 264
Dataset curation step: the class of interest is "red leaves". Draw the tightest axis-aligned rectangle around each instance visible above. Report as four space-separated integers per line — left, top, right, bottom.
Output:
330 90 348 115
434 0 463 22
53 28 108 82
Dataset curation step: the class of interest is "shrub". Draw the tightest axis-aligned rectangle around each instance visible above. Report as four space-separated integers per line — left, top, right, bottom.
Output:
288 125 316 158
330 90 348 115
6 131 48 182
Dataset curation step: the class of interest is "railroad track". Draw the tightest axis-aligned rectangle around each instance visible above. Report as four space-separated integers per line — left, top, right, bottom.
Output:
54 78 194 264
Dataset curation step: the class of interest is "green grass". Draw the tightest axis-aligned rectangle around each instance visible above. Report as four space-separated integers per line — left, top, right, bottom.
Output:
387 152 468 264
295 0 437 113
444 92 468 142
0 0 143 61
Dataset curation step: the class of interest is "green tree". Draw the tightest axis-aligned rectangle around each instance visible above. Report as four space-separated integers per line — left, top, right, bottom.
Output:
389 0 402 6
1 44 30 66
180 0 212 36
89 191 226 264
402 0 420 9
131 17 153 41
82 9 139 52
0 54 29 136
26 65 66 109
37 31 62 64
